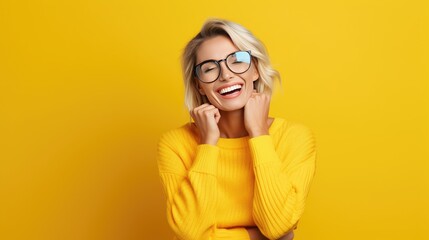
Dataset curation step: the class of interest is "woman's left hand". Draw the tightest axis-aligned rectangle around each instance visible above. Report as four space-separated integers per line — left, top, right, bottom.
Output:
246 227 295 240
244 91 270 137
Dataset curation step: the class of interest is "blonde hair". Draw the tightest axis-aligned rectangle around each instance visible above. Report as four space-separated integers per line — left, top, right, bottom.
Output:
182 18 280 111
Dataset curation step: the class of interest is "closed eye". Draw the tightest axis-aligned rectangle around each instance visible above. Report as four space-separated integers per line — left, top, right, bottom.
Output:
203 67 215 73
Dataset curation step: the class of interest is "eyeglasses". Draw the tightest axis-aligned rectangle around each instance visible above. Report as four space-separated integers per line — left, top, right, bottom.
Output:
194 50 252 83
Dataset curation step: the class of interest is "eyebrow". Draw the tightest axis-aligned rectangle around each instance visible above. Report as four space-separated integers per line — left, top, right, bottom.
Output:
195 50 240 66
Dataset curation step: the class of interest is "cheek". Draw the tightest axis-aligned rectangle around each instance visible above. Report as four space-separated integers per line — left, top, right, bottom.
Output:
242 66 259 83
251 67 259 81
245 70 258 88
197 82 212 96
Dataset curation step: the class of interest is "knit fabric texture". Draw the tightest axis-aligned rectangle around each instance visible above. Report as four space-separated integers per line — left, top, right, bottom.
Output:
157 118 317 240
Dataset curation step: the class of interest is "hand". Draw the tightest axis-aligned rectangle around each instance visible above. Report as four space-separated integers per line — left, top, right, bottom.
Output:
246 227 269 240
244 91 271 137
246 227 294 240
278 224 297 240
190 103 221 145
278 230 294 240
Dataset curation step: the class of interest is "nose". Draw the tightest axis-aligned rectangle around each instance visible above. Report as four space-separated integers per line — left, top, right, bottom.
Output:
218 60 233 81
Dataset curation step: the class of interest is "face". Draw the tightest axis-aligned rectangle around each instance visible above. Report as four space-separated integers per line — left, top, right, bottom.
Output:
195 35 259 111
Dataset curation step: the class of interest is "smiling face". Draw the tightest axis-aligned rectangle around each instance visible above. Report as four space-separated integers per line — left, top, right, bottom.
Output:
195 35 259 111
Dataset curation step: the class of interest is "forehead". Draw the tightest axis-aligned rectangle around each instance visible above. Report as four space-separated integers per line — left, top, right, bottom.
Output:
196 35 239 64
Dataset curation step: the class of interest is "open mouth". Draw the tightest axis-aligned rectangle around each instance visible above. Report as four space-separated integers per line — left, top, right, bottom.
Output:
218 84 243 96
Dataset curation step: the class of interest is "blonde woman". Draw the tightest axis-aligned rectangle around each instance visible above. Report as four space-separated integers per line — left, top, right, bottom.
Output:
157 19 316 240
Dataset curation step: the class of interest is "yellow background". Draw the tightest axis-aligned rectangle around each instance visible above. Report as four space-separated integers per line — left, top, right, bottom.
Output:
1 0 428 239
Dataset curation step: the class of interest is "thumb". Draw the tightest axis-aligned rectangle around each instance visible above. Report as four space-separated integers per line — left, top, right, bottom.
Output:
251 89 258 97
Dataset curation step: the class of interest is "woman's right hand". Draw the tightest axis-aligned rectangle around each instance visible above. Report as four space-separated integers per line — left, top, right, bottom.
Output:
190 103 221 145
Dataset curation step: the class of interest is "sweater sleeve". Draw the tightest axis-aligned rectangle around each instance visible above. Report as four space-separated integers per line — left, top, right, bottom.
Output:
214 228 250 239
158 131 219 240
248 123 317 239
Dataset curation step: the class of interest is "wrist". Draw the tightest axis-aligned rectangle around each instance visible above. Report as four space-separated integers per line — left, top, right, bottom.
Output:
202 136 219 145
248 128 269 138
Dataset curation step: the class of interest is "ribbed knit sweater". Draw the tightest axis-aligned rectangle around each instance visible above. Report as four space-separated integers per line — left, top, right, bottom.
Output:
157 118 316 240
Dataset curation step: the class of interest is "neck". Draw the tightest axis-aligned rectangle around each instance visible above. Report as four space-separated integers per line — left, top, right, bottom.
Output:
218 109 248 138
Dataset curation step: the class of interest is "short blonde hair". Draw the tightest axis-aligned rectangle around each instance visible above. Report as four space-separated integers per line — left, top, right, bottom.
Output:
182 18 280 111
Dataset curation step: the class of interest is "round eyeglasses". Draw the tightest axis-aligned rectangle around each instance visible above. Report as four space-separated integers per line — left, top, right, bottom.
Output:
194 50 252 83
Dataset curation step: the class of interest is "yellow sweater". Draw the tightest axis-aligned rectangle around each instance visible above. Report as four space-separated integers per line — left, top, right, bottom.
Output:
157 118 316 240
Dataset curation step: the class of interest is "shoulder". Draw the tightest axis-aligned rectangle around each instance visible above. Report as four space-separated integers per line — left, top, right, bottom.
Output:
157 123 200 172
270 117 316 145
271 118 314 136
270 118 317 168
158 123 199 148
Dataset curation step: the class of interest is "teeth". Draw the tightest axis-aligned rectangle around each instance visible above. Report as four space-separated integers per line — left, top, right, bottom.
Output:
219 84 242 94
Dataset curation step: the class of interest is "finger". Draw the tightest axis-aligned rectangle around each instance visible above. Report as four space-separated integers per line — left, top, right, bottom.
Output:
191 104 211 121
251 91 261 98
262 93 271 101
203 107 219 119
193 106 215 121
197 106 217 117
194 104 215 116
213 109 221 123
193 103 211 112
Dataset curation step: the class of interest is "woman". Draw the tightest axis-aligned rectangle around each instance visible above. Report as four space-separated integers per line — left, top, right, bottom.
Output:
157 19 316 240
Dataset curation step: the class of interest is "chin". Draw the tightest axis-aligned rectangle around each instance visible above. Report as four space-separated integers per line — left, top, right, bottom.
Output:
215 101 247 112
206 90 251 111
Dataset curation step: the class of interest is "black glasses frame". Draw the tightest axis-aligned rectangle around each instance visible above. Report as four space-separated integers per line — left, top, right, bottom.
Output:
194 50 252 83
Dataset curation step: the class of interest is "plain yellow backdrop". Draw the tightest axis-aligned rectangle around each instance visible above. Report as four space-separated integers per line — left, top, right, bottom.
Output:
1 0 428 239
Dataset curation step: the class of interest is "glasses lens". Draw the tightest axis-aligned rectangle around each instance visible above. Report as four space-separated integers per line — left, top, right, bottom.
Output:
196 61 219 83
227 51 251 74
